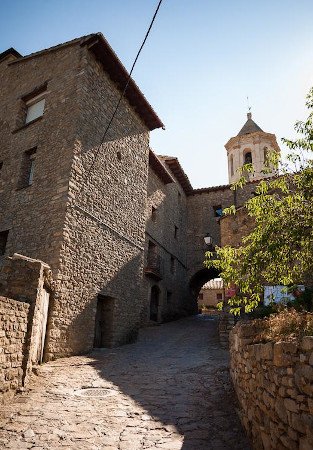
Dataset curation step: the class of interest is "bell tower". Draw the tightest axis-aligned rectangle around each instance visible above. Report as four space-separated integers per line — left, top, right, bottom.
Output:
225 112 280 184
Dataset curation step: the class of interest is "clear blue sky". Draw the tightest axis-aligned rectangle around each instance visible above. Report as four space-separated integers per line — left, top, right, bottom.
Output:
1 0 313 188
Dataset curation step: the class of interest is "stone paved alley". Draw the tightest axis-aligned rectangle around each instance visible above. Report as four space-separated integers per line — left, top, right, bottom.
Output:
0 316 250 450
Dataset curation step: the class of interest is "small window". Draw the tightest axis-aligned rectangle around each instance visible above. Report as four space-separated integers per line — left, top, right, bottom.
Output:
244 151 252 164
213 205 223 217
166 291 172 304
174 225 178 239
0 230 9 256
151 206 157 222
0 161 3 172
178 191 181 201
170 255 175 274
19 148 37 188
25 95 45 124
198 293 203 300
217 293 223 300
230 154 234 176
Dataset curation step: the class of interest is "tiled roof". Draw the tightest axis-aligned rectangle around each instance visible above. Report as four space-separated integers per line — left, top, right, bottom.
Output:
149 150 174 184
158 155 193 195
202 278 224 290
237 112 263 136
191 184 230 194
6 33 164 131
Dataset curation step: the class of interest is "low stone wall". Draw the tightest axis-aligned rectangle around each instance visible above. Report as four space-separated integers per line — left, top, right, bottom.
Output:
0 254 53 402
218 311 235 347
0 296 29 402
230 322 313 450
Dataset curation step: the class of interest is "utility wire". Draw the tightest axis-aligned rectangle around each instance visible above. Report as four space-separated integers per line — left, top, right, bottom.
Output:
76 0 164 201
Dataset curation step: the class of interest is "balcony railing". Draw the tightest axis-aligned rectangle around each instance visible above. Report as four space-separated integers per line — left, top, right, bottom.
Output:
144 253 163 280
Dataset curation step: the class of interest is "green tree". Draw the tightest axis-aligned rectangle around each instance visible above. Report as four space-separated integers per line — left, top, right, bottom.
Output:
205 88 313 315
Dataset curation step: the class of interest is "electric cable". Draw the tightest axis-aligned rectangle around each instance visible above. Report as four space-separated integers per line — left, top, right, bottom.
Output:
75 0 164 202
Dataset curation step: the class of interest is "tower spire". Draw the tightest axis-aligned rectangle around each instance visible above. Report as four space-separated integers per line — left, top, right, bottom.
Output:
246 96 252 119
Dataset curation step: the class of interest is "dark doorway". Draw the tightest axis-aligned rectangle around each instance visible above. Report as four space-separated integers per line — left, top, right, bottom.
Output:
94 295 115 348
150 285 160 322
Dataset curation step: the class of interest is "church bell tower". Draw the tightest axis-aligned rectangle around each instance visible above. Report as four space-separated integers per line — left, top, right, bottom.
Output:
225 112 280 184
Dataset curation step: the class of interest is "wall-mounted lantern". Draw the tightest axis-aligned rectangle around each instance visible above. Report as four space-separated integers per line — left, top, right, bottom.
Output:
204 233 213 246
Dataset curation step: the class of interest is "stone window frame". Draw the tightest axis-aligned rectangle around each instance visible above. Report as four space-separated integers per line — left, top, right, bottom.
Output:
216 293 223 300
25 94 46 125
13 82 49 132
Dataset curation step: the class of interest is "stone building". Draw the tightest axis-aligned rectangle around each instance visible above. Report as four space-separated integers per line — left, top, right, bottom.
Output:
143 153 192 323
197 278 224 309
0 33 280 363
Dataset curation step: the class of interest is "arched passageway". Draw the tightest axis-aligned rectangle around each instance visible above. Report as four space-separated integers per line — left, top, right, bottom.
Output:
189 267 220 299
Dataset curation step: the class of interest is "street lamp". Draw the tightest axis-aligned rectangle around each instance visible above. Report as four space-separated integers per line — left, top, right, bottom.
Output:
204 233 213 246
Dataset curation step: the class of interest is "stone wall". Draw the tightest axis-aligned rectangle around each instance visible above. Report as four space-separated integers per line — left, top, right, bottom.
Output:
186 182 256 293
218 311 235 347
45 44 152 358
187 187 234 277
0 40 80 270
0 254 52 401
0 37 156 358
220 206 255 247
199 287 224 308
143 163 191 322
0 296 29 403
230 322 313 450
0 32 264 362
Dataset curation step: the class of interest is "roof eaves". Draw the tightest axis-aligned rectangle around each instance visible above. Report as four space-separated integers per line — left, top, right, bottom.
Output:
6 33 164 132
0 47 22 62
82 33 164 131
191 184 230 195
158 156 193 195
8 34 94 65
149 150 175 185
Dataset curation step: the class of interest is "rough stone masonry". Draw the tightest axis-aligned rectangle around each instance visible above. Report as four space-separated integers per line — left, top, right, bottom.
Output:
0 32 276 366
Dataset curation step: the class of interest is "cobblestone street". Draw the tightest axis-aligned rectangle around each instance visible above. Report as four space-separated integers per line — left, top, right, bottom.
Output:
0 316 250 450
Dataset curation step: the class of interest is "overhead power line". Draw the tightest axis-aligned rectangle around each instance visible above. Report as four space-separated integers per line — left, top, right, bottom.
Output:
76 0 164 201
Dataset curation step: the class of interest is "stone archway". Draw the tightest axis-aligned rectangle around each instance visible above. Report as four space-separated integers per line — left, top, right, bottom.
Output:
189 267 220 300
188 267 220 315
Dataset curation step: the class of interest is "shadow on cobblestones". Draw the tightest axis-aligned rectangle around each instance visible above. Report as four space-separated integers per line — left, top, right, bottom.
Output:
86 315 251 450
0 315 250 449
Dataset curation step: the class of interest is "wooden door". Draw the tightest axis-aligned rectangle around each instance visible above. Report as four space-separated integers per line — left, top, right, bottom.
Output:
94 295 115 348
34 289 50 364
